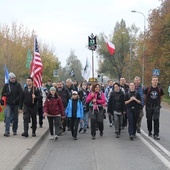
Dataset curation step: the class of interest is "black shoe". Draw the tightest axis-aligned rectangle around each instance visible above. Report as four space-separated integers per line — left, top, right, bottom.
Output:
148 132 152 137
92 135 95 140
137 129 141 133
130 135 133 140
74 137 77 140
79 128 83 133
115 132 119 138
13 132 17 135
154 135 160 140
100 131 103 137
84 129 87 133
67 127 71 131
39 125 43 128
32 133 36 137
4 133 10 137
21 132 29 137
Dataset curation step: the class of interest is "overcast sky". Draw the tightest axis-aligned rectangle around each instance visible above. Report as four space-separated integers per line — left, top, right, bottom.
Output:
0 0 161 69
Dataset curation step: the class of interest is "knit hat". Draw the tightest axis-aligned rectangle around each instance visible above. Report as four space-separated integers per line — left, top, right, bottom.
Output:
50 87 56 91
9 72 16 79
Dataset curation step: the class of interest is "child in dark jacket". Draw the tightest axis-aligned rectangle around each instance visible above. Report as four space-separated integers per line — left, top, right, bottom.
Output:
65 91 84 140
44 87 65 140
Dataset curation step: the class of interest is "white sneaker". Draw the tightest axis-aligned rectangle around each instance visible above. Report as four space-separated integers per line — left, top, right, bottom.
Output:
109 123 112 127
50 135 53 140
54 135 59 140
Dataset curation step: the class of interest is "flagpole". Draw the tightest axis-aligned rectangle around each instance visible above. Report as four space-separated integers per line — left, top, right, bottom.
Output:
92 50 94 79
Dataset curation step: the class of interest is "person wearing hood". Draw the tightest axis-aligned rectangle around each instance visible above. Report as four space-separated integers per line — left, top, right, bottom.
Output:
1 72 23 137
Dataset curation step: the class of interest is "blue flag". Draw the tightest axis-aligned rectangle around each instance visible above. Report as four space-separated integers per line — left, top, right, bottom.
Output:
4 65 9 84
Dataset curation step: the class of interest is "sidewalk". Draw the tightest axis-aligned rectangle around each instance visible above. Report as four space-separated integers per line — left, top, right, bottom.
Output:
0 113 49 170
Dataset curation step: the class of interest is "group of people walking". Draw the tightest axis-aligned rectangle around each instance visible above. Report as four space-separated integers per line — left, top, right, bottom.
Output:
0 72 164 141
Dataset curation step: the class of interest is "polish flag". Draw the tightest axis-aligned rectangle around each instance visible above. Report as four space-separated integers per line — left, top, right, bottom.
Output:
104 37 115 55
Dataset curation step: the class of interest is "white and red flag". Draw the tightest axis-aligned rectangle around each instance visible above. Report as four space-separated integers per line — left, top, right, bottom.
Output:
104 37 115 55
30 37 43 87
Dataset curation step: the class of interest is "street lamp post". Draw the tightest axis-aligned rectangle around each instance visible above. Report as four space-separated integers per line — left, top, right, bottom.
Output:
131 10 146 86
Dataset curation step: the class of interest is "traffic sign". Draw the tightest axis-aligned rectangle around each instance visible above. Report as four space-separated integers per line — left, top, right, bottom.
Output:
152 69 160 76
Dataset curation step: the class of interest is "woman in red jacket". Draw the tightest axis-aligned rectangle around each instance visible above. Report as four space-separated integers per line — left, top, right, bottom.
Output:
44 87 65 140
86 83 106 140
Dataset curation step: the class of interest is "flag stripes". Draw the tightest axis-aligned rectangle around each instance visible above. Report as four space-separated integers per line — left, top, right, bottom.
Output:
30 38 43 87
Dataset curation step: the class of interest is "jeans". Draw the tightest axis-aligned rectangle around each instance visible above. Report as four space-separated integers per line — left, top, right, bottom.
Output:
127 109 139 136
5 105 18 134
80 111 89 130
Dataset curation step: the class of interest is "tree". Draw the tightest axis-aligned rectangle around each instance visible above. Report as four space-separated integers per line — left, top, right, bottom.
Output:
97 19 139 81
59 50 83 83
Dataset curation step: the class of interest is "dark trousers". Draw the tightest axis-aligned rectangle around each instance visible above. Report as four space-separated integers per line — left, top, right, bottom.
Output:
23 105 37 134
108 114 113 124
127 109 139 136
146 105 160 135
38 106 43 126
70 118 80 138
90 109 104 136
47 116 61 135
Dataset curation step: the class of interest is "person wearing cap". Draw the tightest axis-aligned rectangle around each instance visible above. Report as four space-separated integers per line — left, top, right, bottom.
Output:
1 72 23 137
65 91 84 140
19 76 40 137
107 82 125 138
44 87 65 140
86 83 106 140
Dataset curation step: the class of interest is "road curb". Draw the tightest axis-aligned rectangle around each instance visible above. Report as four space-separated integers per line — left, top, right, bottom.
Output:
13 129 49 170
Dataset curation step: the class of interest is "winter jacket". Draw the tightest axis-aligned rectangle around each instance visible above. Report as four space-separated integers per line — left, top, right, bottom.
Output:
44 94 64 117
107 90 125 114
86 91 106 110
65 99 84 119
19 86 40 109
56 87 70 108
1 81 23 106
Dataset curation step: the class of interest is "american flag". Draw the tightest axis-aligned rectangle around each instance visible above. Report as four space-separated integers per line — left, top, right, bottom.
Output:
30 38 43 87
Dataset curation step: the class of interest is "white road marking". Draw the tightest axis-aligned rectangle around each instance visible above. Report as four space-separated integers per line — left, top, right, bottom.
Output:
137 132 170 169
141 129 170 157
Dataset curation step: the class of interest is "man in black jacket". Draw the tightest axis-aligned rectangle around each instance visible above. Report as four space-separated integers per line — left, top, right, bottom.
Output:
19 76 40 137
1 72 23 137
56 81 70 133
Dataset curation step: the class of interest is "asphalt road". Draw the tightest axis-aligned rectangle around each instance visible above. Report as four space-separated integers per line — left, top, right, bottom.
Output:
23 105 170 170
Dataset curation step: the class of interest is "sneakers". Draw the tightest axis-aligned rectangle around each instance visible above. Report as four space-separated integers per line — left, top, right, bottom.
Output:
130 135 133 140
148 132 152 137
21 132 29 137
133 134 137 138
109 123 112 127
54 135 59 140
50 135 54 140
154 135 160 140
13 132 17 135
79 128 83 133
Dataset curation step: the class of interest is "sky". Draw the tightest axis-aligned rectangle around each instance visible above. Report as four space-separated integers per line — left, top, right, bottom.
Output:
0 0 161 71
